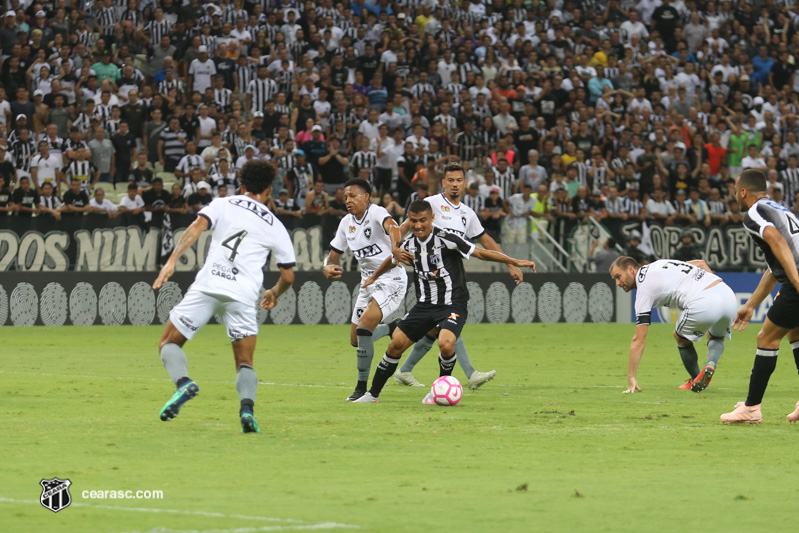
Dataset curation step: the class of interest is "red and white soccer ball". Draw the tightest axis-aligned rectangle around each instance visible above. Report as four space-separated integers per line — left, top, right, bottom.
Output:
431 376 463 406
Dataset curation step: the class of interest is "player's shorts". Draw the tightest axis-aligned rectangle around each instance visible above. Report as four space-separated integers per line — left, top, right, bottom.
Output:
397 302 468 343
767 284 799 329
351 276 407 324
169 288 258 342
675 282 737 342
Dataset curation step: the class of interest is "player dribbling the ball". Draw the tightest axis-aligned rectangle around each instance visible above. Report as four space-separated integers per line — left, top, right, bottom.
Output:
352 200 536 403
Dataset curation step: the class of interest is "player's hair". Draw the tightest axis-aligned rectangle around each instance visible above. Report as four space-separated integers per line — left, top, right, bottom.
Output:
239 159 275 195
408 200 432 215
344 178 371 195
610 256 640 273
738 169 767 194
444 162 465 177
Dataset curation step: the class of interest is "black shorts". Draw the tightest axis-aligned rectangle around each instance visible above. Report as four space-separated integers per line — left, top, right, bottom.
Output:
397 302 468 343
767 285 799 329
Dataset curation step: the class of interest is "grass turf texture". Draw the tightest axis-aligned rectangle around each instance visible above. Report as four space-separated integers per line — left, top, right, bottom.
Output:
4 323 799 533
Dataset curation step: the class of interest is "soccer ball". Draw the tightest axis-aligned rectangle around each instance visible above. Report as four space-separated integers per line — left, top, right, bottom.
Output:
430 376 463 406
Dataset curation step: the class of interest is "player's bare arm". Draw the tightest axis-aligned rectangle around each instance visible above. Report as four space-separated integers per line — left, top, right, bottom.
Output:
623 324 648 394
734 269 777 331
384 216 413 265
260 266 294 310
476 232 523 284
322 249 343 279
394 218 415 265
470 248 536 271
153 215 209 289
763 225 799 292
362 255 394 289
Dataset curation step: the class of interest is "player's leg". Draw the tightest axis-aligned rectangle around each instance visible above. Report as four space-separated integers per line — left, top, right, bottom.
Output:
224 299 261 433
673 329 700 389
354 304 429 403
786 327 799 421
157 290 216 421
396 332 435 384
348 301 383 401
437 329 458 376
456 337 497 390
231 336 259 433
694 288 737 392
721 318 788 423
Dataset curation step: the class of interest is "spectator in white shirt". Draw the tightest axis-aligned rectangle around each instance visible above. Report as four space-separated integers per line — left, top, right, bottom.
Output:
89 187 118 218
118 182 146 215
741 145 767 170
504 183 536 243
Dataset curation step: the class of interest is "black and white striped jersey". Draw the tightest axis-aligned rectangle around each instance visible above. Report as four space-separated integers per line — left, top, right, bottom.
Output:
145 19 172 43
247 78 278 112
11 139 35 172
492 167 516 199
462 193 484 213
96 6 118 36
351 150 378 182
214 87 232 113
400 226 475 307
64 160 96 190
237 63 257 93
453 131 480 163
781 167 799 206
743 198 799 286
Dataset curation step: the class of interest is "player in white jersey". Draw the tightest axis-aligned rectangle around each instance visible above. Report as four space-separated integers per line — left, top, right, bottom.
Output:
323 178 407 402
392 162 525 390
610 256 738 394
152 160 296 433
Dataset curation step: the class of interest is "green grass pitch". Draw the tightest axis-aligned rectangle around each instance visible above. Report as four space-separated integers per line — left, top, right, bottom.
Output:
4 323 799 533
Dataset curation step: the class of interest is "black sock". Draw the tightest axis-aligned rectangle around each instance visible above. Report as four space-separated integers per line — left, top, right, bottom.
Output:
240 399 254 416
791 341 799 374
439 353 457 377
368 354 400 398
677 344 700 379
745 348 779 406
176 376 192 388
356 380 367 392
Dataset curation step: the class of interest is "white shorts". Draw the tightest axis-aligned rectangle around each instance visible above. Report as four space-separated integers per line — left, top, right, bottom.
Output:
676 283 738 342
170 288 258 342
351 277 407 324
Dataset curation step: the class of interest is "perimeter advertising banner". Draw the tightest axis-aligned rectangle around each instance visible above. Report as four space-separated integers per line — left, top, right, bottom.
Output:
0 272 615 326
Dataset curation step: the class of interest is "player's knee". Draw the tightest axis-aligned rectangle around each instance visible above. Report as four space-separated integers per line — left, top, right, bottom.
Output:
438 337 455 355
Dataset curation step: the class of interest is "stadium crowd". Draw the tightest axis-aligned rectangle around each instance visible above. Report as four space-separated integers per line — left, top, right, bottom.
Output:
0 0 798 256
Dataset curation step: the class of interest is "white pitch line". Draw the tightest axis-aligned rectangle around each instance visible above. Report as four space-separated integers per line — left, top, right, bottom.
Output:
117 524 355 533
0 370 350 389
0 498 358 531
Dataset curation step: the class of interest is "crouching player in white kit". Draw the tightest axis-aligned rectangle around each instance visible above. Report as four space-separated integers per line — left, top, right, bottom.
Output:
609 256 738 394
392 162 523 390
153 160 296 433
322 178 407 402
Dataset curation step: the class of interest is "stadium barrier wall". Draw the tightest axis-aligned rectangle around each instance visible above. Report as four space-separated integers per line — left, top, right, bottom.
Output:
635 272 777 324
0 220 767 272
0 272 615 326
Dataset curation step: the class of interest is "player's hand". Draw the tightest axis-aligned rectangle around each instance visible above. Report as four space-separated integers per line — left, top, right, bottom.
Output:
153 261 175 289
514 260 536 272
393 247 414 266
260 289 278 310
508 264 523 284
622 377 642 394
733 305 754 331
323 264 343 279
362 275 377 289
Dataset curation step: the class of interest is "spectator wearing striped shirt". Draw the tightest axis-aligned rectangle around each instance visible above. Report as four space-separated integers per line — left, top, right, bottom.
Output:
247 64 278 114
158 116 187 173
